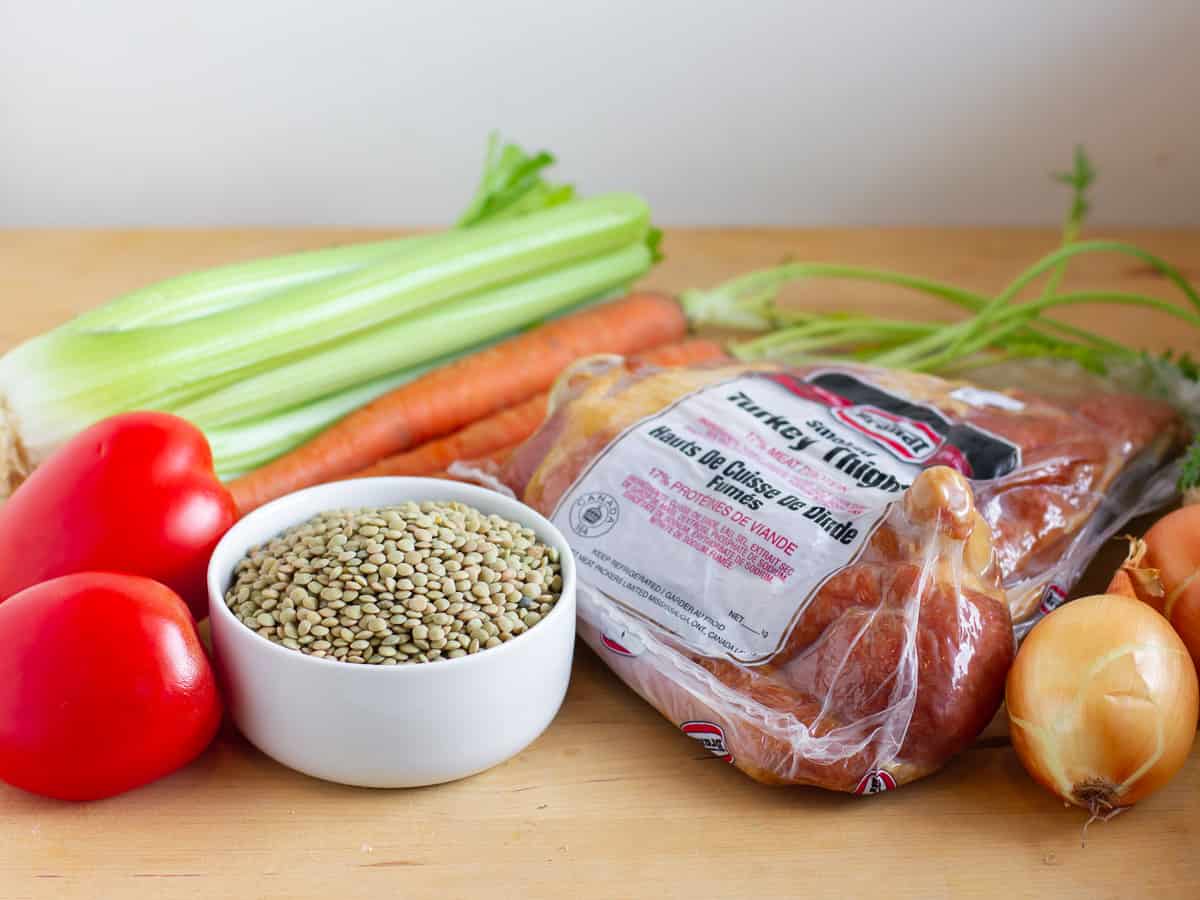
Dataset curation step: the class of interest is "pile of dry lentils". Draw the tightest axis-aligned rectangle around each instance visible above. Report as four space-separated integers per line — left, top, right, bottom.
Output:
226 501 562 665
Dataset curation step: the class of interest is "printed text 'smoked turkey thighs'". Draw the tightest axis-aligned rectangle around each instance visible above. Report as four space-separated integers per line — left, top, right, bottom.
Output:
503 359 1185 791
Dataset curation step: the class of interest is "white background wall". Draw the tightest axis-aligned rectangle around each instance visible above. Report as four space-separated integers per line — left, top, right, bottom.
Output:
2 0 1198 227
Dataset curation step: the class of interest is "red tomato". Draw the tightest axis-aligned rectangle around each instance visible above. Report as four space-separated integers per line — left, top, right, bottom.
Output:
0 412 237 620
0 572 222 800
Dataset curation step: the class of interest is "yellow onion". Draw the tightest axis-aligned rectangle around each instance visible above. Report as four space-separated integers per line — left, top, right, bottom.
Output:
1007 593 1198 816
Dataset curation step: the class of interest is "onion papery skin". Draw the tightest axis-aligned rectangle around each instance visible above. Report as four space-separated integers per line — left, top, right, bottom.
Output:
1110 505 1200 674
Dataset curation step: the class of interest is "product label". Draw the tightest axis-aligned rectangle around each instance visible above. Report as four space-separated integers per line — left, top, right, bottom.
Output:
553 371 1020 664
681 721 733 763
599 621 646 658
854 769 898 795
1038 583 1068 616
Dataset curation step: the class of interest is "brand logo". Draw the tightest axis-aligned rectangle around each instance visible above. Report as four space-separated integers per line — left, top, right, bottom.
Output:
806 371 1021 480
681 720 733 763
1038 584 1068 616
854 769 898 795
600 626 644 657
568 492 620 538
833 405 944 463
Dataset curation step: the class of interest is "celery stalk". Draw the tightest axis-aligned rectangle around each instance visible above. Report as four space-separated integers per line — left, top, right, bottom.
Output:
67 135 575 332
175 242 653 429
65 236 440 332
63 240 463 336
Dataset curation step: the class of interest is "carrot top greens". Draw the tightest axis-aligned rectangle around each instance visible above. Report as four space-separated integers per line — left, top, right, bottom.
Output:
1181 439 1200 496
683 147 1200 383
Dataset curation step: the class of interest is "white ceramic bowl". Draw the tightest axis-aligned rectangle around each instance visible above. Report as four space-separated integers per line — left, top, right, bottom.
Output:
207 477 575 788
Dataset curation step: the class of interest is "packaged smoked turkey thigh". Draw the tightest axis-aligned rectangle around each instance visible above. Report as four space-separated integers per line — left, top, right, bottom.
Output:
490 355 1190 793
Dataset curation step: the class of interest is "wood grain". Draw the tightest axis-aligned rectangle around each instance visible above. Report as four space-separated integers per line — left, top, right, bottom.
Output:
0 228 1197 900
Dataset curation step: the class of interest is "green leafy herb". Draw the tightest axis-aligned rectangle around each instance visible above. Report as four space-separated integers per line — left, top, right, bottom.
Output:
455 133 576 228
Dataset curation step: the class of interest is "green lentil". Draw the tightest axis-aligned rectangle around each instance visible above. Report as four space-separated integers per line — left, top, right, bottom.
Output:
225 501 562 666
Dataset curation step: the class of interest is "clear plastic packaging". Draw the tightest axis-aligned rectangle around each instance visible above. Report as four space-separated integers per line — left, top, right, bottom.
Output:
489 357 1189 792
962 356 1197 636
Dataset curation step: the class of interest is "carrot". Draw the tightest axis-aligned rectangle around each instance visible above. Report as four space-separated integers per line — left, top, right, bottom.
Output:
347 338 727 480
352 394 549 480
628 337 727 370
230 293 688 513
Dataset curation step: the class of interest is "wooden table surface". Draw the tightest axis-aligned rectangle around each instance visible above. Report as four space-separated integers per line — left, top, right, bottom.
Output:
1 228 1198 900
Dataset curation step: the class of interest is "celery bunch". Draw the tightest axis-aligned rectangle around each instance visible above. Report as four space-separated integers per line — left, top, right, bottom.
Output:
0 136 658 488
